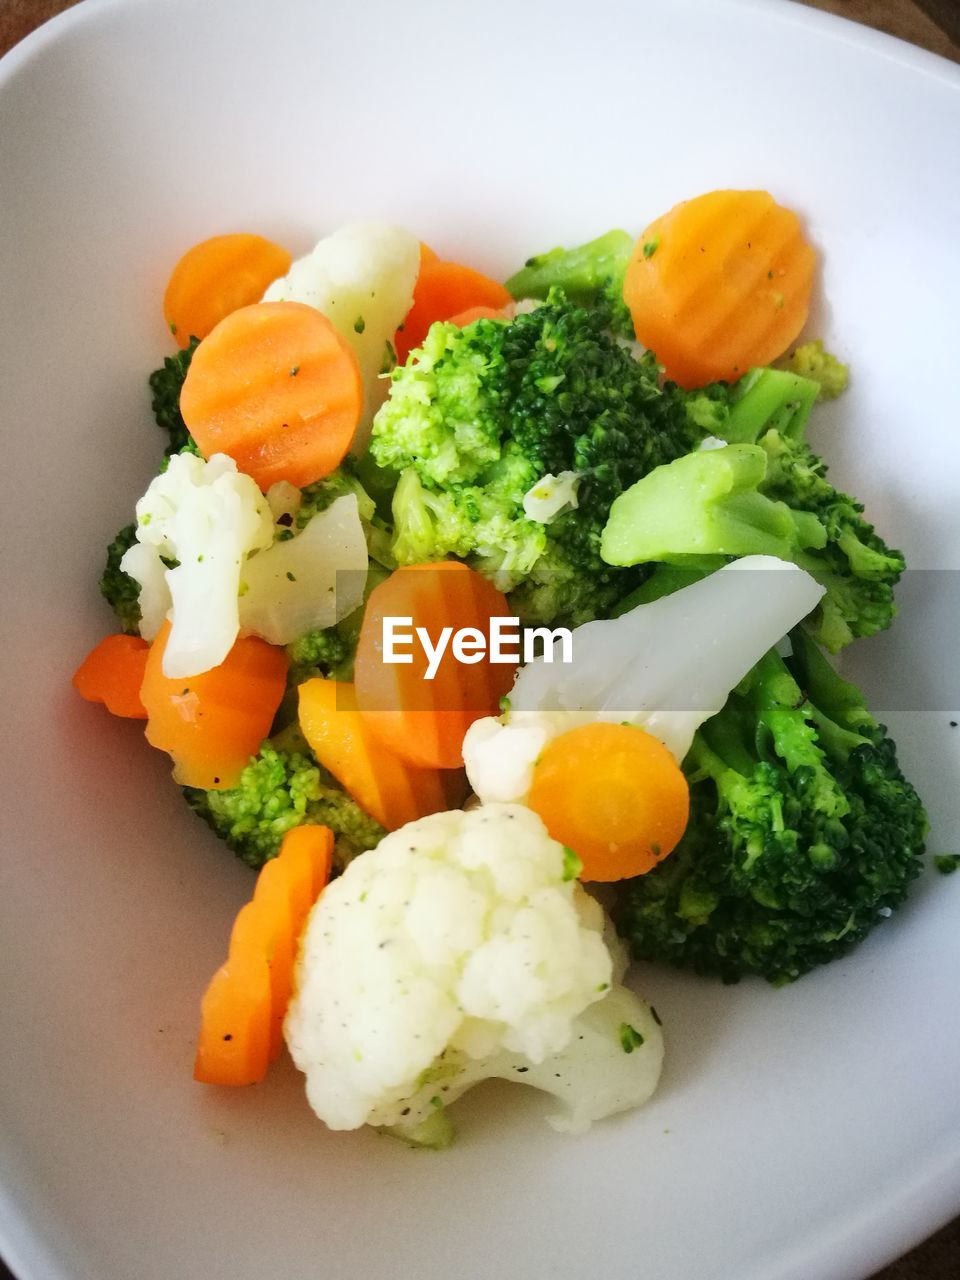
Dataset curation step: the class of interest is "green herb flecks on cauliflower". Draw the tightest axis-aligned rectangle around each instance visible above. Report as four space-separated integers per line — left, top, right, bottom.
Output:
120 451 274 677
285 805 663 1139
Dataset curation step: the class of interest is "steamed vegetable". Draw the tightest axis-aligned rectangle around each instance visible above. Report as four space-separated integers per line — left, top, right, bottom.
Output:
194 823 333 1085
121 451 274 675
140 621 288 790
372 291 713 625
100 524 144 634
784 339 849 399
298 678 456 830
527 723 689 881
623 189 816 387
286 804 663 1140
617 631 928 984
148 338 200 455
72 634 149 719
394 257 512 362
163 233 292 347
463 556 825 804
184 731 384 870
237 495 368 646
262 222 420 441
602 368 904 650
353 561 516 769
180 301 363 491
505 228 635 337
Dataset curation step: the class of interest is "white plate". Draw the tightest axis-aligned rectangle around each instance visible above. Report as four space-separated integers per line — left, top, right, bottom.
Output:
1 1 959 1278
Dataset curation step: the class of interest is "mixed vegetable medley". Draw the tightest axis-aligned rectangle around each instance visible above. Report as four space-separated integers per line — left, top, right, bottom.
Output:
73 190 930 1147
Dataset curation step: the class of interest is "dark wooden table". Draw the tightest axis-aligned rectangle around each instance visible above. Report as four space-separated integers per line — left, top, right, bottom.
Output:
0 2 957 1278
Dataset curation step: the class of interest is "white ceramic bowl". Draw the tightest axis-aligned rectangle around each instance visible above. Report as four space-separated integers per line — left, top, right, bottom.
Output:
1 2 959 1278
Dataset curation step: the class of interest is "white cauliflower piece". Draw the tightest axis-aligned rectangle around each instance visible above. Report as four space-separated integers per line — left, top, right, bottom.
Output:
285 805 663 1138
262 222 419 448
464 556 825 805
121 452 273 678
238 494 368 645
522 471 581 524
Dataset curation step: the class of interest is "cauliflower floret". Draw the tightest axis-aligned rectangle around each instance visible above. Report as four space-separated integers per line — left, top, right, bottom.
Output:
263 222 419 447
237 494 368 645
285 805 663 1138
522 471 581 524
464 556 825 805
121 452 273 677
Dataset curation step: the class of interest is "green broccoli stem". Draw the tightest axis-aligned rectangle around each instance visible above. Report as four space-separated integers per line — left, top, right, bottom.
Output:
788 627 877 736
743 650 851 817
601 444 827 566
505 229 633 306
724 367 820 444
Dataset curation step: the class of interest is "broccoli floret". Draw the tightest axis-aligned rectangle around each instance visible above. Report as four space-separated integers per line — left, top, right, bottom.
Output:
286 628 355 683
616 631 928 985
783 340 849 400
148 338 200 454
297 463 376 529
184 729 384 871
601 443 828 564
505 229 635 339
100 523 142 633
372 293 705 626
602 367 904 650
284 557 390 690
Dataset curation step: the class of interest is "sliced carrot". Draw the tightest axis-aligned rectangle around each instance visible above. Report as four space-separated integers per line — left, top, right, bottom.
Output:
527 722 690 882
180 300 363 490
353 561 516 770
194 823 334 1085
72 634 149 719
163 233 291 348
277 823 335 901
395 260 512 362
446 304 507 327
140 620 288 790
298 678 455 830
418 242 439 266
624 189 816 388
193 954 273 1086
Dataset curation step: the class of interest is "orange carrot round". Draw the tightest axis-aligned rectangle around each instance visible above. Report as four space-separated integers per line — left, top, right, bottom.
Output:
163 233 291 348
527 722 690 882
395 260 512 362
72 634 149 719
353 562 516 770
140 620 288 789
624 189 816 388
194 823 333 1085
180 300 363 490
298 678 455 830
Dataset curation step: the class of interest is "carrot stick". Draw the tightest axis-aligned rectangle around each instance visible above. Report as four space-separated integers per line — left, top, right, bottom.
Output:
180 301 363 490
624 189 816 388
163 233 291 348
395 260 512 362
140 620 288 789
72 634 149 719
527 722 689 882
353 562 516 769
